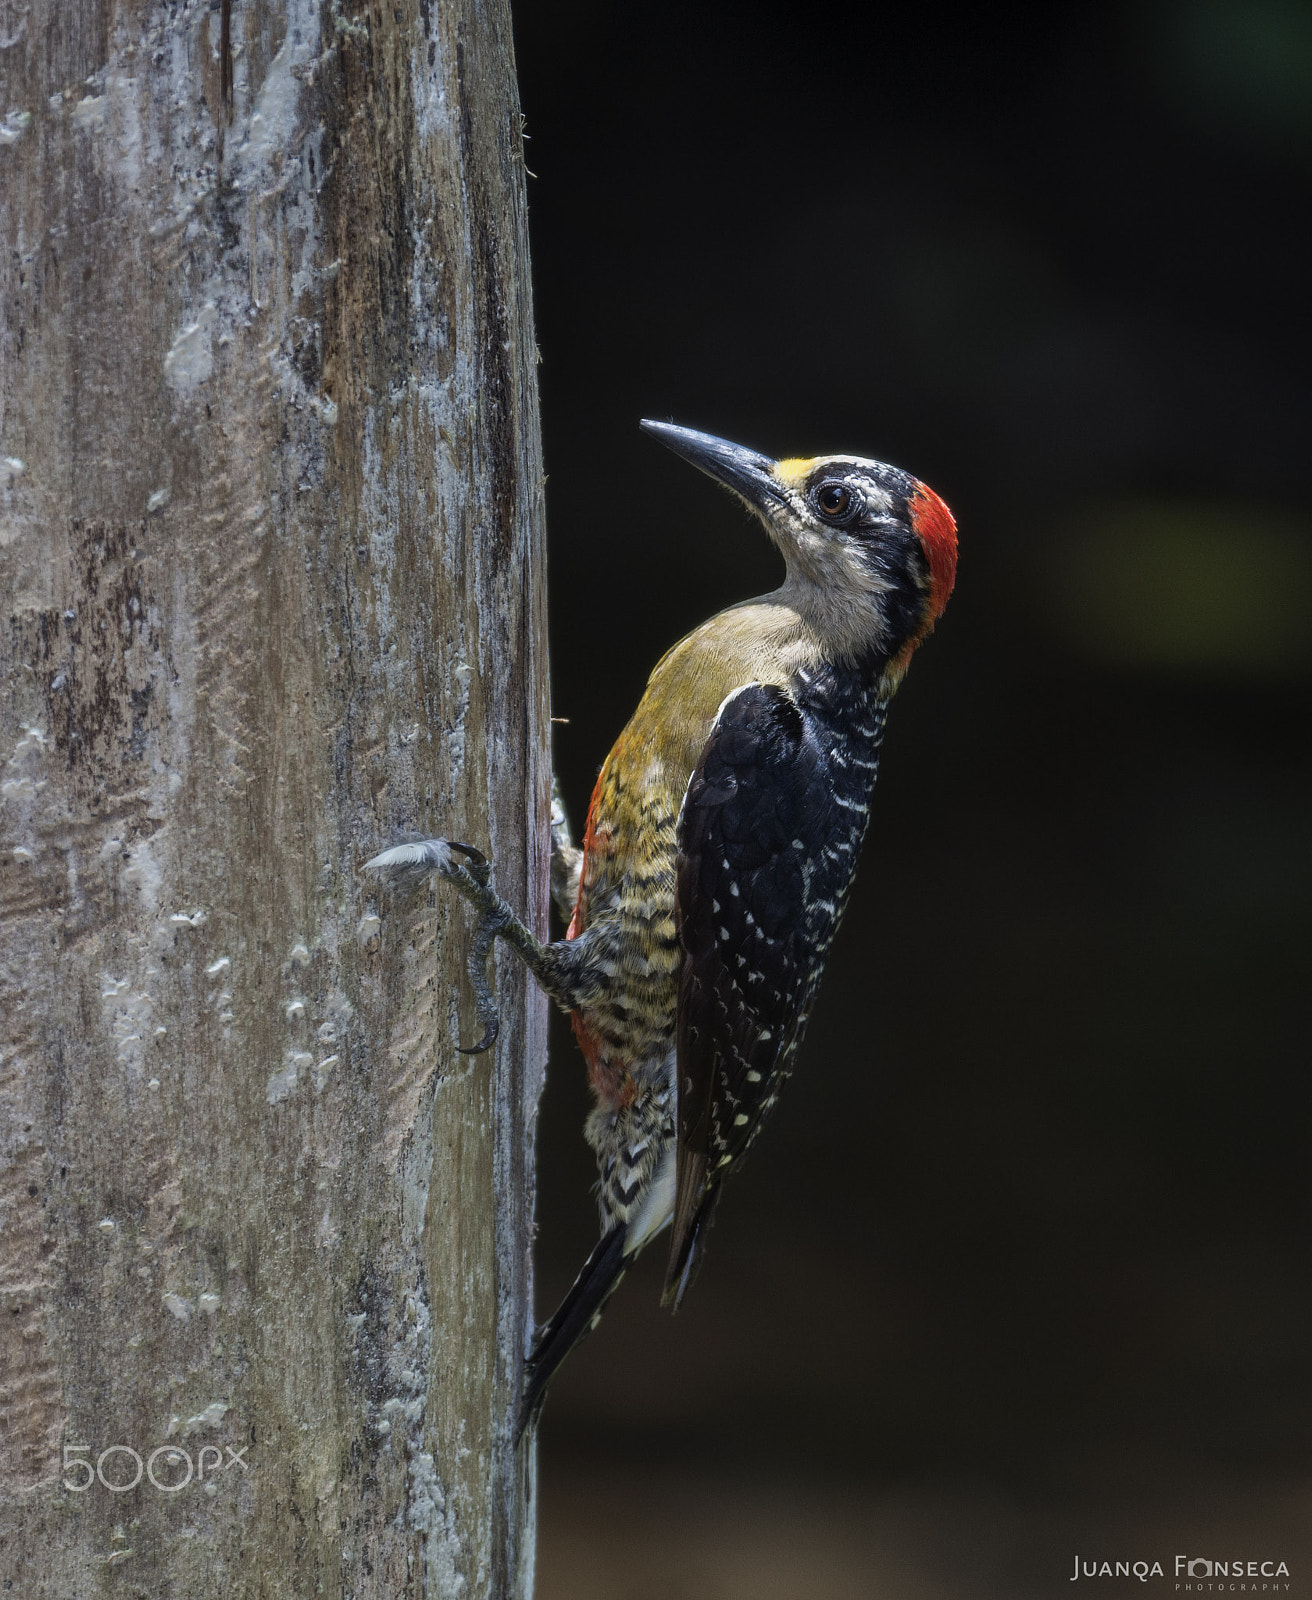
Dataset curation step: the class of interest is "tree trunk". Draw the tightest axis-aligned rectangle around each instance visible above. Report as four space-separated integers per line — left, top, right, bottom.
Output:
0 3 547 1596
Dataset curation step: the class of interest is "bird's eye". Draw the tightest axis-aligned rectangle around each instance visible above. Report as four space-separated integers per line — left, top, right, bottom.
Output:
815 481 855 521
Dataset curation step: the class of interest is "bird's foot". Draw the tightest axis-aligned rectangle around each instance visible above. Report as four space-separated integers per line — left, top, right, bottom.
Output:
364 836 486 888
365 837 509 1054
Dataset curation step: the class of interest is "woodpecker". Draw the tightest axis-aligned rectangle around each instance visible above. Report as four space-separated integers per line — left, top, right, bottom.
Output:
367 421 957 1437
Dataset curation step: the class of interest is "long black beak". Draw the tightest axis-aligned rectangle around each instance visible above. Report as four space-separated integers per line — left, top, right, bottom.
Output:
639 420 786 510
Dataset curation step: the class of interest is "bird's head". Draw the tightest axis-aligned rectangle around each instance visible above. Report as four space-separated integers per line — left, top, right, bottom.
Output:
641 420 957 684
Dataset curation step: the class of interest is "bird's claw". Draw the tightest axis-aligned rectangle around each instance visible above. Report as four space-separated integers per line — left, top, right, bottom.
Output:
457 899 504 1054
447 840 491 886
365 835 501 1053
455 1016 499 1056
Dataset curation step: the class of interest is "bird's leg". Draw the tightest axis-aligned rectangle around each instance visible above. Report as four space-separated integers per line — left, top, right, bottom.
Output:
438 842 517 1056
366 805 591 1054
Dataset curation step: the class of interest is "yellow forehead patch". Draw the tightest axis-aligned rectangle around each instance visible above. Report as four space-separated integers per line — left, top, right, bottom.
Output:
772 456 818 490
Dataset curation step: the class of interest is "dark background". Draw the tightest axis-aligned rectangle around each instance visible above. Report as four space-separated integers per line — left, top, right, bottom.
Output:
509 3 1312 1594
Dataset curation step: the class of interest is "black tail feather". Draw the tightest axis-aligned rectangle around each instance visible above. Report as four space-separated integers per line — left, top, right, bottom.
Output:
516 1223 630 1442
660 1183 720 1312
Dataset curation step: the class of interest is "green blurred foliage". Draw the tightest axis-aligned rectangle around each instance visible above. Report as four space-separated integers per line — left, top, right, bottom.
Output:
1052 503 1312 676
1142 0 1312 151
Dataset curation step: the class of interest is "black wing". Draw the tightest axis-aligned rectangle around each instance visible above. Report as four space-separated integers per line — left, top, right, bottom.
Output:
662 679 882 1304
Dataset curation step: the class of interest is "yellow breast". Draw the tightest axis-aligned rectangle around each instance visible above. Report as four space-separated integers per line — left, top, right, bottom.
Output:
578 598 818 927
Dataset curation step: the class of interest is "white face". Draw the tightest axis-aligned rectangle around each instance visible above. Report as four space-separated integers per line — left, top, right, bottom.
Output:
758 456 932 665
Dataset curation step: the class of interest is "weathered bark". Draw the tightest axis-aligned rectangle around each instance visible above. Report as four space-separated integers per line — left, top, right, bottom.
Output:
0 3 547 1596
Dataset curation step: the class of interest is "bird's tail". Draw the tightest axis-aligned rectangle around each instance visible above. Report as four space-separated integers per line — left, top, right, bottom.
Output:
660 1180 720 1311
516 1223 631 1442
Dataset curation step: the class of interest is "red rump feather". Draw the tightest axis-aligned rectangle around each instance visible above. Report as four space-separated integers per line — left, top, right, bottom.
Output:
567 774 632 1103
908 482 958 623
